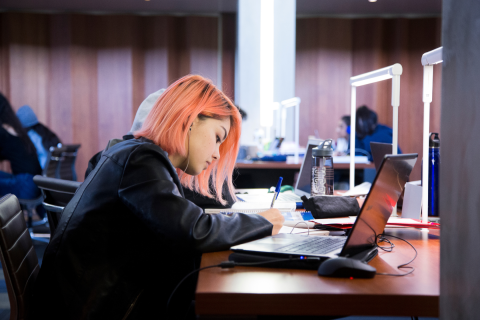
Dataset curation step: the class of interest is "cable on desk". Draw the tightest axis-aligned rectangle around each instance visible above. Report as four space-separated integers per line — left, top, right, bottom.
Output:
290 221 310 235
375 233 418 277
166 257 302 318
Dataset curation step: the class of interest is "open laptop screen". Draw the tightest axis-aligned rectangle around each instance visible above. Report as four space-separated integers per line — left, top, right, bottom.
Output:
370 142 393 171
340 154 417 257
295 140 321 196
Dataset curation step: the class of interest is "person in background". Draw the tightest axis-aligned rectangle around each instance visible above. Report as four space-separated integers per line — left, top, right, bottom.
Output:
355 105 401 161
0 94 45 217
32 75 284 319
16 105 62 169
334 115 350 156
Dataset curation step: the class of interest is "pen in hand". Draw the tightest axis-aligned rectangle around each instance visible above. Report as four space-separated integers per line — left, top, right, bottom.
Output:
270 177 283 208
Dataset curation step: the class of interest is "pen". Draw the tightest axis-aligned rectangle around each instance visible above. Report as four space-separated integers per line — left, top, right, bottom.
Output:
270 177 283 208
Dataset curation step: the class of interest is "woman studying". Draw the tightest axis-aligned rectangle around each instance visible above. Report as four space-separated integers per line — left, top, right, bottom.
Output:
32 75 284 319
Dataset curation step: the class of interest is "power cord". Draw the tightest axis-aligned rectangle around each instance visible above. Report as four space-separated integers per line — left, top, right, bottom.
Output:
166 257 302 317
375 233 418 276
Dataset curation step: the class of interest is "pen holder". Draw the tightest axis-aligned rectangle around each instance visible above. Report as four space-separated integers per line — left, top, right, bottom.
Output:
301 196 360 219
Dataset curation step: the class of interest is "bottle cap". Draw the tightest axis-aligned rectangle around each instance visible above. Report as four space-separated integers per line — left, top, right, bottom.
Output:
429 133 440 148
313 139 334 157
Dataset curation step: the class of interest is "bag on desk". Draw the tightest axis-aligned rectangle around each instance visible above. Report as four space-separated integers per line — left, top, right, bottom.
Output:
301 195 360 219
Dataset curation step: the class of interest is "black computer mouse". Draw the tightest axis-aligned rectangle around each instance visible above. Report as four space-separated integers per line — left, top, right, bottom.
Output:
317 257 376 279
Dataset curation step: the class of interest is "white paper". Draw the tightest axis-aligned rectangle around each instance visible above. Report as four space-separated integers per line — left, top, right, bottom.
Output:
232 198 297 210
402 182 423 219
340 182 372 197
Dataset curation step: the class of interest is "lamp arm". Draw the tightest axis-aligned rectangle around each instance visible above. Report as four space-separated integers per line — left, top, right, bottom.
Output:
350 86 356 190
422 65 434 223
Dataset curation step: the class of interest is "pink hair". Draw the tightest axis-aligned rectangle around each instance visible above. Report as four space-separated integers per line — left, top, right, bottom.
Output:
135 75 241 205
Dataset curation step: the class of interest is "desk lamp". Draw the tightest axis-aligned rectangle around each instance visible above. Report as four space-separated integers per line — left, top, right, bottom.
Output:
349 64 403 193
421 47 443 224
280 97 301 163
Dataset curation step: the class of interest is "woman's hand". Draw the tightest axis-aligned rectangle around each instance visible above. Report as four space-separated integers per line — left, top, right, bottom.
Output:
257 209 285 235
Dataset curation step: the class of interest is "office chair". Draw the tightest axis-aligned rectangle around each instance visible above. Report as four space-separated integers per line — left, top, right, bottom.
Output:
20 145 68 233
33 175 81 238
43 144 81 181
0 194 40 320
58 144 81 181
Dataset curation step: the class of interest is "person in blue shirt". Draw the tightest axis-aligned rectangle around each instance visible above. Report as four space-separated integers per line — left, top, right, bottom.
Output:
16 105 62 169
354 105 401 161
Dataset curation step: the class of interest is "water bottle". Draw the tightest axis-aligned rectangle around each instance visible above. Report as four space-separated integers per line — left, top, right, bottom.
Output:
428 133 440 216
311 139 334 196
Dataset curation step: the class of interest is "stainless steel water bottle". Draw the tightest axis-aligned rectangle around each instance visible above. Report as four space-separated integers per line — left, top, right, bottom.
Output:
428 133 440 217
311 139 334 196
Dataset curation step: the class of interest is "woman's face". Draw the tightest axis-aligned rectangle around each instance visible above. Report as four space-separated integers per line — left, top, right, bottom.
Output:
336 120 348 139
182 116 231 176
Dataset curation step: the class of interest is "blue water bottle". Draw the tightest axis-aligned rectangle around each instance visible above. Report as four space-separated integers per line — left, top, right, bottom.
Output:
428 133 440 217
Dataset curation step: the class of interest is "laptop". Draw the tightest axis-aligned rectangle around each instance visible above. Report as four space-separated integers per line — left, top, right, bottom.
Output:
370 142 393 171
231 154 418 263
236 138 323 205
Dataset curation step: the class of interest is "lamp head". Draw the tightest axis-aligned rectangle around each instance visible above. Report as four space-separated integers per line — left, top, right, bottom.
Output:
421 47 443 66
280 97 301 109
350 63 403 87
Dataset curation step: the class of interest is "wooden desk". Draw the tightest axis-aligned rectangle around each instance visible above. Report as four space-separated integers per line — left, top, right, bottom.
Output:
196 228 439 318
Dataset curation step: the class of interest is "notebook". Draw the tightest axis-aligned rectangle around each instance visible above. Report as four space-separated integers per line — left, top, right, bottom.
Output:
231 154 418 259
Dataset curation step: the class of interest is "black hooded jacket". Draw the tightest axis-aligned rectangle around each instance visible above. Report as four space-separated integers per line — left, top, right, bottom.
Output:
32 138 272 319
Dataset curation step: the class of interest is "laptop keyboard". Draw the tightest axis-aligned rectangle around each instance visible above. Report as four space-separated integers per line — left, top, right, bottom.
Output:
276 237 346 254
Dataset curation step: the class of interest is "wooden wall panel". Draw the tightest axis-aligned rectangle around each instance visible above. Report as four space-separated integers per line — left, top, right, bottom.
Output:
351 18 388 120
49 14 73 143
70 14 99 179
131 16 146 122
0 12 223 181
143 16 169 99
221 13 236 101
296 18 352 145
167 17 190 85
96 15 135 150
7 13 49 121
0 15 10 97
188 16 218 84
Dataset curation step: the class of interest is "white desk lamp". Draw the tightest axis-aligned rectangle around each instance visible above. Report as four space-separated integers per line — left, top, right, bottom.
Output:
350 64 403 216
280 97 301 164
421 47 443 224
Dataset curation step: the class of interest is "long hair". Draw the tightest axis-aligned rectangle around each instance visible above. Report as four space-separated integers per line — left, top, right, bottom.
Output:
356 105 378 139
28 123 62 151
0 93 36 154
135 75 242 205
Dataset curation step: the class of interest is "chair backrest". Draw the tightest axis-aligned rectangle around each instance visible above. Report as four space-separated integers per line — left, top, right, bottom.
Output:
0 194 40 320
42 146 63 178
58 144 81 181
33 175 81 237
43 144 81 181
